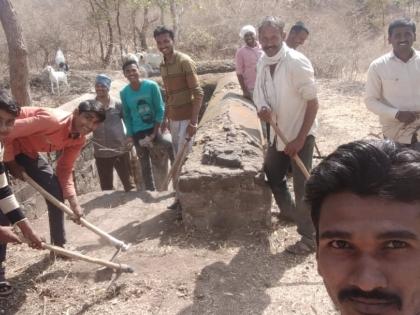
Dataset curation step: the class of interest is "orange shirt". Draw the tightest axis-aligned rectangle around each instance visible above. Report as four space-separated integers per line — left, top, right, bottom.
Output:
4 107 85 198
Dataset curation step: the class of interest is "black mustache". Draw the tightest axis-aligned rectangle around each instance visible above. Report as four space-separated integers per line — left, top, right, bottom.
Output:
338 287 402 310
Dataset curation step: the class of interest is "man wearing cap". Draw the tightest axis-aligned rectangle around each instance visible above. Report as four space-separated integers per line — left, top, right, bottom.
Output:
235 25 263 100
93 74 135 192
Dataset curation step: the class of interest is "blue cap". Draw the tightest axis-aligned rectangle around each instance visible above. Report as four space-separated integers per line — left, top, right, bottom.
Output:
95 74 112 90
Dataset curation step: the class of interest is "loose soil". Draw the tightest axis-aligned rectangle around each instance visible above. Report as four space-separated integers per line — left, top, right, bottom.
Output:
0 73 381 315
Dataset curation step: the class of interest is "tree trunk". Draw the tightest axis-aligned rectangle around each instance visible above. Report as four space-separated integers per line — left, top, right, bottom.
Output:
131 8 138 52
89 0 105 62
159 4 165 25
139 5 150 51
0 0 31 106
169 0 179 40
103 18 114 68
115 0 124 60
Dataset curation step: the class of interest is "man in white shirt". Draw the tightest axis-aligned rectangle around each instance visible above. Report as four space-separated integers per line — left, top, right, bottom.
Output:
365 18 420 146
254 16 319 255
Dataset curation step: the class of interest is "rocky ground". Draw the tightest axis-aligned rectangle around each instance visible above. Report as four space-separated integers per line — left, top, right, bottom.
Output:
0 74 381 315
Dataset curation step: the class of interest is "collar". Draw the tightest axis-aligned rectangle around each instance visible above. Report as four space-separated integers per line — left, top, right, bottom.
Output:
260 44 288 66
68 113 81 139
95 96 115 110
390 48 419 63
164 51 178 65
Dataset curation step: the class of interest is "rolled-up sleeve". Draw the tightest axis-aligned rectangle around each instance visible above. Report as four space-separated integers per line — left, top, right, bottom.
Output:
291 57 317 101
365 63 398 120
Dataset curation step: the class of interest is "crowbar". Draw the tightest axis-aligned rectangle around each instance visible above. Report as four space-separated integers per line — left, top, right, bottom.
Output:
23 172 131 254
268 118 311 180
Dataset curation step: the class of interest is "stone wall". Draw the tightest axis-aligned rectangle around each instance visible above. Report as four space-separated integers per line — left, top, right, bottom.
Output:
178 73 271 232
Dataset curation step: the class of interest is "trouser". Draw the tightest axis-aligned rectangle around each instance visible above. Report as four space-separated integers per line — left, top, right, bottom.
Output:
95 153 135 192
133 129 173 191
15 154 66 246
264 135 315 240
169 120 194 197
0 213 9 281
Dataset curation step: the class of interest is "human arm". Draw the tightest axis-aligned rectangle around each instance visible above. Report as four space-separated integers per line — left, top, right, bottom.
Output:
284 98 318 157
235 50 251 99
284 56 318 157
120 90 134 137
364 63 402 120
183 59 204 138
55 142 84 221
0 162 42 248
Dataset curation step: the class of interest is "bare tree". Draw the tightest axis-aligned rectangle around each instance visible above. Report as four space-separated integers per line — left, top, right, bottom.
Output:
0 0 31 105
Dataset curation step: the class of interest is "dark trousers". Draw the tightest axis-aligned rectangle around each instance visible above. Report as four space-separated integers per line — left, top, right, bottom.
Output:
15 154 66 246
264 135 315 240
95 153 135 192
133 130 174 191
0 212 9 281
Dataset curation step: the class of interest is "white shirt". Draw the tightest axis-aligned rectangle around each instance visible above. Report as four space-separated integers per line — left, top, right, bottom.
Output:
253 45 317 151
365 50 420 144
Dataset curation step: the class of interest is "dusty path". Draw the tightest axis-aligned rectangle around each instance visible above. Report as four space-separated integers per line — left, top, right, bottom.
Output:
0 78 381 315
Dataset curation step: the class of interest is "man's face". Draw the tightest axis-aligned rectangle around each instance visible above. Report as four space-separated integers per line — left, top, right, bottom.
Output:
73 111 102 135
0 109 15 141
244 32 256 47
123 63 140 85
389 26 416 56
155 33 174 58
317 192 420 315
258 25 285 57
95 83 109 99
288 30 308 49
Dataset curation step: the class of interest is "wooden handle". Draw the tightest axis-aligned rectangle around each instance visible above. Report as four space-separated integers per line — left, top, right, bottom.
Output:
163 139 190 190
268 119 311 180
44 243 133 273
23 172 130 251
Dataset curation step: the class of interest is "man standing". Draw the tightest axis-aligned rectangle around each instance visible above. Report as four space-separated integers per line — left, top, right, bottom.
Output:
154 25 204 214
4 100 105 253
285 22 309 50
306 139 420 315
365 18 420 146
235 25 263 100
253 16 319 254
92 74 135 192
120 59 172 191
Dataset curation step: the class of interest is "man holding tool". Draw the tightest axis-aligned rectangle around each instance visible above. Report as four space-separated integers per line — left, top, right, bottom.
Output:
4 100 105 257
253 16 319 255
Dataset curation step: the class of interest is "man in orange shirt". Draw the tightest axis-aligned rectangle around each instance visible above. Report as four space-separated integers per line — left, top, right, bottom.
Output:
4 100 105 252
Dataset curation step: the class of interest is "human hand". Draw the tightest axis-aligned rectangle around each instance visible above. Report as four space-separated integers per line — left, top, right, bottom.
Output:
67 196 83 224
0 226 22 244
16 219 43 249
284 137 305 157
161 119 170 133
5 160 25 181
396 111 418 124
257 106 272 122
186 121 197 138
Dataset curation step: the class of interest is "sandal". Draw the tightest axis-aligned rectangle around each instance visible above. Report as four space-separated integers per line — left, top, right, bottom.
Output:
286 239 315 255
0 281 13 297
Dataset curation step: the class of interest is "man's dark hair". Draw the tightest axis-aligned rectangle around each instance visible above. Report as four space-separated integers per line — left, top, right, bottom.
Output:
78 99 106 122
290 21 309 34
122 59 139 72
153 25 175 40
258 16 285 34
0 89 21 117
388 17 416 37
305 140 420 242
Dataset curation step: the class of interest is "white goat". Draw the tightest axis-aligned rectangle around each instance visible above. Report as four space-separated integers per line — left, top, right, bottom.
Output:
44 65 69 95
137 52 162 69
